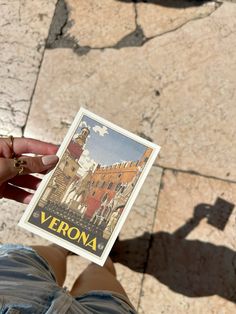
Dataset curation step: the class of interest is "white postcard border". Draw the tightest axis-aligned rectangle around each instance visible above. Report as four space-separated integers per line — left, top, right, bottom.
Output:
18 107 160 266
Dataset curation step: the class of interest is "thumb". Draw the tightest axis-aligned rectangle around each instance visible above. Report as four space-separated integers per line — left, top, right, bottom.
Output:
20 155 59 175
0 158 19 185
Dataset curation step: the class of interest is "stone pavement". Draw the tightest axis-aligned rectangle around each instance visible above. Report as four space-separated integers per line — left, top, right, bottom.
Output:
1 0 236 312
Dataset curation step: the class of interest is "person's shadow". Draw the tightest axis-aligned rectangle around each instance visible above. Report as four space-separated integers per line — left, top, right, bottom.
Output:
116 0 211 9
111 197 236 303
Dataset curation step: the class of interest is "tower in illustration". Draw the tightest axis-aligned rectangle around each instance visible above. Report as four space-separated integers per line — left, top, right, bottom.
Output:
74 127 90 148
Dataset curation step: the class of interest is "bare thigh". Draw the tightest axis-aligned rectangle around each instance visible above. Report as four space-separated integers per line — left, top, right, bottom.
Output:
31 245 68 287
70 257 128 299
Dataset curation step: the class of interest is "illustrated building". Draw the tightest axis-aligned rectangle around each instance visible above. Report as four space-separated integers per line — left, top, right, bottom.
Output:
61 170 93 212
39 127 90 207
84 147 152 218
38 128 152 241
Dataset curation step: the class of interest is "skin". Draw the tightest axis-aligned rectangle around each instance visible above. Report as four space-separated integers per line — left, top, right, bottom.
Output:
0 137 58 203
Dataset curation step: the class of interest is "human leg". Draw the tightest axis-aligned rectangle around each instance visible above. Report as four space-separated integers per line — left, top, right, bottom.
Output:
0 244 85 313
31 244 68 286
70 257 128 298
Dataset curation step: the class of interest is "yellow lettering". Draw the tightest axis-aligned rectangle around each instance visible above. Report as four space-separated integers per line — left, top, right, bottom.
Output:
86 238 97 251
41 212 96 251
41 211 52 224
48 217 60 231
78 232 89 245
57 221 69 236
67 227 80 240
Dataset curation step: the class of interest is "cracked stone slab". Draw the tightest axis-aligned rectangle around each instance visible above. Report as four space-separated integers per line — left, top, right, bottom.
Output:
25 2 236 180
58 0 136 48
0 0 57 136
139 170 236 313
48 0 219 49
137 0 218 38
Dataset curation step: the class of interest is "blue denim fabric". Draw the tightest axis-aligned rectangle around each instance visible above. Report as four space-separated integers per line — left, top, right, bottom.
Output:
0 244 136 314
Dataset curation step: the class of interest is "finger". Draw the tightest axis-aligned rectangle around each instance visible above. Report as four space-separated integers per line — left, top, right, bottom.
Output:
13 138 58 156
19 155 59 175
9 174 41 190
2 183 33 204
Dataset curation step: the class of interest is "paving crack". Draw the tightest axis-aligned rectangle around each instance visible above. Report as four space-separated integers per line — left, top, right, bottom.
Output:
137 167 164 311
22 0 59 136
136 132 154 142
110 0 146 48
46 0 223 55
46 0 91 55
47 0 73 49
46 0 145 53
143 0 222 42
154 164 236 184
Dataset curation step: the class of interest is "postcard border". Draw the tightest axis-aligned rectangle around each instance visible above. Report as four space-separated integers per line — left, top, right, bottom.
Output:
18 107 160 266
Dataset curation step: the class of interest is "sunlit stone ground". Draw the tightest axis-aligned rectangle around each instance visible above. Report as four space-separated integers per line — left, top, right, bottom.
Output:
1 1 236 312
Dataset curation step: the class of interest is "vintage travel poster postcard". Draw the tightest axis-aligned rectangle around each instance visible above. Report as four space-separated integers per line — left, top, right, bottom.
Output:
19 108 160 265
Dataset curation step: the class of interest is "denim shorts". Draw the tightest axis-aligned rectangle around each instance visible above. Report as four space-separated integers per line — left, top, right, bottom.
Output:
0 244 137 314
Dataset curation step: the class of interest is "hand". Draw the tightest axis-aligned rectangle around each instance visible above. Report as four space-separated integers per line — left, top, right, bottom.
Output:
0 137 59 204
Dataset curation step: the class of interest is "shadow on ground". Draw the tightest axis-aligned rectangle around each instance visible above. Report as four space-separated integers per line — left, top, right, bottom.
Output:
116 0 212 9
112 198 236 303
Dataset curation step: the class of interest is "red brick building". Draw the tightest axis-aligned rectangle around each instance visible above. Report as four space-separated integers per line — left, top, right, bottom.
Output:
84 147 152 218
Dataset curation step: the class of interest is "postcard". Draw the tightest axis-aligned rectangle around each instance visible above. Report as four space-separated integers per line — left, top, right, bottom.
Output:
19 108 160 265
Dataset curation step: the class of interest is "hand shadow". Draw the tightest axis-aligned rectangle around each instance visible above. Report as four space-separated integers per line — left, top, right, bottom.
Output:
111 198 236 303
116 0 211 9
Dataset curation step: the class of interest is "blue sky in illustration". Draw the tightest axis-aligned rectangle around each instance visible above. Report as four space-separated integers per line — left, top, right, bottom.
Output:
75 115 147 166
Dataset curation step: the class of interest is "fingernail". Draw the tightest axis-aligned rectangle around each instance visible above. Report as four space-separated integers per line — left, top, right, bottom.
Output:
24 194 33 204
42 155 59 166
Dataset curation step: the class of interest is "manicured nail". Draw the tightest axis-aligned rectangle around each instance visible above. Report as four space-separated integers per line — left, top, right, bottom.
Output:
42 155 59 166
24 194 33 204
